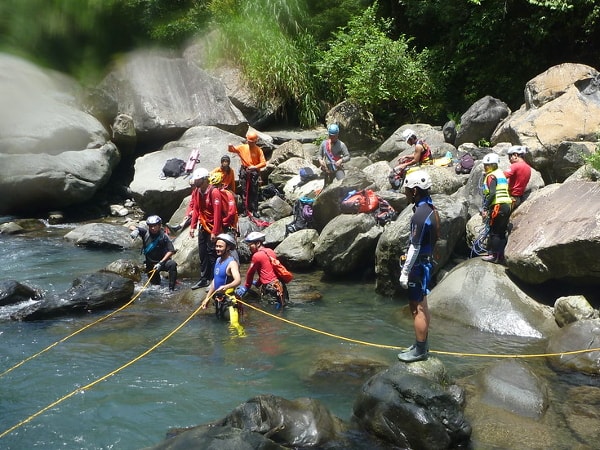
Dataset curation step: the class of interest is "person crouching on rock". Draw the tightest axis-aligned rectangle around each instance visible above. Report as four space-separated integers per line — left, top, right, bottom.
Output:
130 215 177 291
235 232 289 309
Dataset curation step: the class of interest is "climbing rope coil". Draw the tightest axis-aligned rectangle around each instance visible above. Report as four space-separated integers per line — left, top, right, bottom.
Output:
2 282 599 439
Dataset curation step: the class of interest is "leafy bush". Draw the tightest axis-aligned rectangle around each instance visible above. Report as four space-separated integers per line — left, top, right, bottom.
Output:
316 3 440 124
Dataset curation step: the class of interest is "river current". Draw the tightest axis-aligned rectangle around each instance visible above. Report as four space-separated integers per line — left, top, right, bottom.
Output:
0 222 590 449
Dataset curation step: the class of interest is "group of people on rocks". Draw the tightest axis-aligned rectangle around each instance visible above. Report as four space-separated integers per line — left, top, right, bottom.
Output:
129 125 531 364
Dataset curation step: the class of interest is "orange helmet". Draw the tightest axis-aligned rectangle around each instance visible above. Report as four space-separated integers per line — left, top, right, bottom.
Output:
246 131 258 143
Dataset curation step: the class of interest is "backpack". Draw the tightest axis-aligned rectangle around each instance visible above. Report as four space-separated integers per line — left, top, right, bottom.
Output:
261 250 293 284
340 189 380 214
455 153 474 174
162 158 186 178
259 183 284 201
388 168 407 190
374 197 398 226
285 197 314 235
220 188 238 230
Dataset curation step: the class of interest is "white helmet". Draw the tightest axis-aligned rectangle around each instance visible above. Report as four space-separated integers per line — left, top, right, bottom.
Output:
507 145 527 155
192 167 209 181
402 128 416 143
482 153 499 165
403 170 432 190
244 231 266 243
216 233 237 249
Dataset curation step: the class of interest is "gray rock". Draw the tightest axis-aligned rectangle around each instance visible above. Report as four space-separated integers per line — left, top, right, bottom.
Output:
11 272 134 320
0 280 41 306
314 213 382 275
554 295 597 327
275 228 319 270
455 95 510 147
505 181 600 284
547 319 600 375
428 258 558 338
64 223 134 250
353 363 471 449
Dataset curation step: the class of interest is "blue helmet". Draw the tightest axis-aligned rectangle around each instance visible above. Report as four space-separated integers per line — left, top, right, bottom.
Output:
327 124 339 135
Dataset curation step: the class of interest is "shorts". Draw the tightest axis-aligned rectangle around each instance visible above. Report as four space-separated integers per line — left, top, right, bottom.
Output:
407 262 432 302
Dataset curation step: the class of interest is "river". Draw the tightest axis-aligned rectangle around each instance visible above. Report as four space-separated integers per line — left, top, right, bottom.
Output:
0 222 590 449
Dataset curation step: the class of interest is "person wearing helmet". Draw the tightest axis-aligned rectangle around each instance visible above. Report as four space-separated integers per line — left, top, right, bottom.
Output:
393 128 433 174
211 155 236 193
129 215 178 291
189 167 226 289
504 145 531 209
235 232 289 309
228 130 267 216
319 123 351 186
397 170 440 363
208 169 239 237
200 233 242 320
481 152 513 264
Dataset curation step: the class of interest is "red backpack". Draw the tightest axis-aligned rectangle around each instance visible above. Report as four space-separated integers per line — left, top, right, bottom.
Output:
261 250 293 284
340 189 380 214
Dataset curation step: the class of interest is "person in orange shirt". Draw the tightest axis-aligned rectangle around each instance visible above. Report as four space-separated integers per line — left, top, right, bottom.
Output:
211 155 236 193
228 131 266 216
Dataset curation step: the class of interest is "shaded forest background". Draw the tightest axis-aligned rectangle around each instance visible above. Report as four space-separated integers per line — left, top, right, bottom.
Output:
1 0 598 136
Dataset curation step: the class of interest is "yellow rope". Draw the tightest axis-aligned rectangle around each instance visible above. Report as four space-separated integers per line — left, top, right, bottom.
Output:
0 270 157 379
237 299 600 359
0 289 212 439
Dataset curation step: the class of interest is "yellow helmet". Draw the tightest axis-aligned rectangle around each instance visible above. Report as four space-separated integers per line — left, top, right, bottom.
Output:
208 171 223 186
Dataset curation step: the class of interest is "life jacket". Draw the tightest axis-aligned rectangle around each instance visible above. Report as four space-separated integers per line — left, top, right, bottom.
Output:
483 168 512 205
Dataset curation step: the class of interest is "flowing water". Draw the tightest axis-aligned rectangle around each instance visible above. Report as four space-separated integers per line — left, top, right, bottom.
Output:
0 223 589 449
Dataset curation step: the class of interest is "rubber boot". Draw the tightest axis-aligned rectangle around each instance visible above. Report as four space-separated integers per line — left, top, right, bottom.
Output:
397 340 428 363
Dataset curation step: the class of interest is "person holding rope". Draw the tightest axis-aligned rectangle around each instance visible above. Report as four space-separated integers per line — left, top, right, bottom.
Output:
481 152 512 264
200 234 242 321
129 215 178 291
397 171 439 363
235 231 289 309
228 130 266 216
319 124 350 185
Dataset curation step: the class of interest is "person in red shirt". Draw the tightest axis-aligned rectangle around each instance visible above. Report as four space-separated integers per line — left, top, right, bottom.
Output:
504 145 532 209
235 232 288 309
189 167 225 290
228 131 267 216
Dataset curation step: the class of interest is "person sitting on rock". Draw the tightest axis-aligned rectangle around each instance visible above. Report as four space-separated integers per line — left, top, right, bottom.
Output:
130 215 177 291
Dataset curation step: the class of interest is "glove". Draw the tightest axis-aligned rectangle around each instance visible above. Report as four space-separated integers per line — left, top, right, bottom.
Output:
153 262 163 271
235 286 247 297
130 229 139 239
399 272 409 290
252 279 260 287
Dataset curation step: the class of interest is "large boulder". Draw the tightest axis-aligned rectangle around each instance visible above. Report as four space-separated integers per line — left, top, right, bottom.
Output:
0 53 119 215
353 363 471 449
63 223 134 250
427 258 558 338
491 63 600 180
97 49 248 148
314 213 382 276
325 100 383 154
129 126 243 220
455 95 510 146
547 319 600 375
10 272 134 321
505 181 600 284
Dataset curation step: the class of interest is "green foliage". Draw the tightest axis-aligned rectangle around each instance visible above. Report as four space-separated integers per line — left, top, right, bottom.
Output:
209 0 322 127
478 138 491 148
582 136 600 170
316 3 440 124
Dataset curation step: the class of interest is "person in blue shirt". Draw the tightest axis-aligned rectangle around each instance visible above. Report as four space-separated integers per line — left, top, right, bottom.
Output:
319 124 350 185
397 171 440 363
200 233 241 320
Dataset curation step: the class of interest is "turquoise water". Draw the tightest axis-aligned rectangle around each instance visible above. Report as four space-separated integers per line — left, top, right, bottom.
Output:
0 227 580 449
